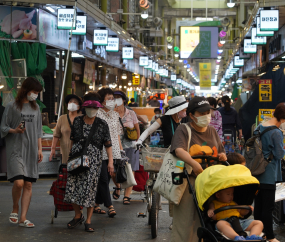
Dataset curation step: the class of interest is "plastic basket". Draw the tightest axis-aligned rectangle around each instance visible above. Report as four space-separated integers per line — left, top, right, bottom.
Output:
141 147 168 172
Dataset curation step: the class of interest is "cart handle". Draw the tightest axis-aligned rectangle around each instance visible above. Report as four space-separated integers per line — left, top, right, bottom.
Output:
191 155 229 166
214 205 252 215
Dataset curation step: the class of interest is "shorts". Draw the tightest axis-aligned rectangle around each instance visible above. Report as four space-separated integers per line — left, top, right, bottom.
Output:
9 175 37 183
215 218 254 232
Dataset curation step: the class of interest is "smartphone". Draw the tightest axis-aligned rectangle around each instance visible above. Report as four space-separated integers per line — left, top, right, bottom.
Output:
20 121 25 129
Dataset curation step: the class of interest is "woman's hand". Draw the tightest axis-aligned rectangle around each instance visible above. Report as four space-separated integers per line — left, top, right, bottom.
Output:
108 161 114 176
191 161 203 176
49 148 55 161
11 124 26 134
38 150 43 163
218 153 227 162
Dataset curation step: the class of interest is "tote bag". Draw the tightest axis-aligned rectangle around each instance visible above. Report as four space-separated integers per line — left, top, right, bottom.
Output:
121 163 137 189
153 124 192 205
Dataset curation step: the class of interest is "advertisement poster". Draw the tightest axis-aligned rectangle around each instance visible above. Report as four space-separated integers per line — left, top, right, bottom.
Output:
0 6 37 40
259 79 272 102
259 109 274 123
83 59 95 85
39 9 69 49
199 63 211 89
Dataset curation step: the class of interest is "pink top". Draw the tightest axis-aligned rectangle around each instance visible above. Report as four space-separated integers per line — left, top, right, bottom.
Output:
121 108 138 129
209 110 223 142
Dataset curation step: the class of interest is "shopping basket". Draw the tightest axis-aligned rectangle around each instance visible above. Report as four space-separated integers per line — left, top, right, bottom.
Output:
141 147 168 172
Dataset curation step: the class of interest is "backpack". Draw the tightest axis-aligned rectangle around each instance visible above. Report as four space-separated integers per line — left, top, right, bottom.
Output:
245 126 278 176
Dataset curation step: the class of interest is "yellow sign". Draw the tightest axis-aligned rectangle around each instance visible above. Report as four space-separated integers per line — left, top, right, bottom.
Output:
180 26 200 59
259 109 275 123
259 79 272 102
132 74 140 85
127 91 134 100
199 63 211 89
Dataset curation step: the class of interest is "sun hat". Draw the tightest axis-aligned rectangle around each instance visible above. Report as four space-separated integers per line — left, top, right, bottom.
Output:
187 96 213 115
113 90 127 100
165 96 189 115
81 100 103 108
65 94 83 106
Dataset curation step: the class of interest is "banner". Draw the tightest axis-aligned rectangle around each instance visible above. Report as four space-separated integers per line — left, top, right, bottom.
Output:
132 74 140 85
199 63 211 89
259 79 272 102
83 60 95 85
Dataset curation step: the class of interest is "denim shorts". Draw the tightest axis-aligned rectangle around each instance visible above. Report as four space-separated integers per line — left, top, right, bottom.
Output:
215 218 254 232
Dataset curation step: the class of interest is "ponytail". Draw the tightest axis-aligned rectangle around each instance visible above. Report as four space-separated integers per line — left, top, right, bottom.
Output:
222 96 231 111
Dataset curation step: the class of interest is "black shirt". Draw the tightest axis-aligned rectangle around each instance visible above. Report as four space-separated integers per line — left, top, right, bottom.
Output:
128 103 138 107
160 115 180 148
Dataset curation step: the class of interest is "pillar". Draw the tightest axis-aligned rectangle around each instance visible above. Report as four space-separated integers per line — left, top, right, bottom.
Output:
63 51 72 114
122 0 128 31
161 7 165 59
101 0 108 13
101 67 107 86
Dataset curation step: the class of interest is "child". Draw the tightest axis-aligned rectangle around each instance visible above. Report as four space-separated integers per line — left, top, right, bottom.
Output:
227 153 246 166
208 187 263 241
151 108 162 124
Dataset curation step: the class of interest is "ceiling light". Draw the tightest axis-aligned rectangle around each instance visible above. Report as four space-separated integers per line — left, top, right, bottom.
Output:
217 56 222 59
98 63 103 68
184 65 187 68
179 59 183 62
227 0 235 8
122 72 127 79
46 6 55 13
131 37 134 41
196 17 213 21
122 31 126 34
117 31 120 34
119 85 122 88
127 39 130 41
167 43 173 49
128 80 132 86
89 84 93 89
141 10 148 19
174 53 179 57
220 40 226 44
218 49 223 54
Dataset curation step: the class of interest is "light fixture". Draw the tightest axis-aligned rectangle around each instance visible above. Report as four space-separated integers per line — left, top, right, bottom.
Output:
179 59 183 62
217 56 222 60
216 60 221 63
122 31 126 34
257 72 266 76
227 0 235 8
0 78 3 89
46 6 55 13
117 31 121 34
174 53 179 58
128 80 132 86
141 10 148 19
124 86 127 88
218 49 223 54
17 78 22 89
122 72 127 79
131 37 134 41
167 43 173 49
184 65 187 68
220 40 226 44
89 84 93 89
98 63 103 68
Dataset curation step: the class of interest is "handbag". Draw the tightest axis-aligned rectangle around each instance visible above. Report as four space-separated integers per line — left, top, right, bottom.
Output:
119 118 138 141
67 119 97 175
116 160 128 183
153 123 192 205
121 162 137 189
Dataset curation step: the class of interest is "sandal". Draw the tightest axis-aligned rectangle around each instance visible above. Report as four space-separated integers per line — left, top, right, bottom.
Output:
108 206 117 218
113 187 121 200
9 212 18 224
67 214 85 229
93 206 106 214
84 222 95 232
19 220 35 228
123 196 131 205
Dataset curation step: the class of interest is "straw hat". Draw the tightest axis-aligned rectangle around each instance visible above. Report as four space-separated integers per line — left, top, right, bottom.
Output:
165 96 189 115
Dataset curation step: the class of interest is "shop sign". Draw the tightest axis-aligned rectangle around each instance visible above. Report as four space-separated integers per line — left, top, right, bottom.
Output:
244 39 257 54
251 28 266 45
256 17 274 37
259 79 272 102
259 109 275 123
106 37 119 52
234 56 244 67
0 6 38 40
93 29 108 46
57 9 76 30
94 45 107 59
69 15 86 35
171 75 176 81
132 74 140 85
146 60 153 69
122 47 133 59
260 10 279 31
83 59 95 85
139 56 148 66
86 39 93 50
177 79 182 84
239 47 250 59
199 63 211 89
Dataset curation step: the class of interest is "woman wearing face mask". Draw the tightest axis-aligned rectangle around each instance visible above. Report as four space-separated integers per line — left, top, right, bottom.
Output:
64 92 113 232
49 94 82 164
113 90 140 205
170 96 226 242
207 97 223 142
1 77 43 228
94 88 124 216
136 96 188 148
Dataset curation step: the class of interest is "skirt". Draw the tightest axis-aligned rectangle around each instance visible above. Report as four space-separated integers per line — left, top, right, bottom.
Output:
124 147 139 171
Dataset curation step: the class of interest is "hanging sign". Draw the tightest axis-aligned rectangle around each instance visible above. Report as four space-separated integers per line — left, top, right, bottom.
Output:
139 56 148 66
122 47 134 59
244 39 257 54
146 60 153 69
164 69 169 77
69 15 86 35
234 56 244 67
260 10 279 31
171 75 176 81
57 9 76 30
259 109 275 123
251 28 266 45
152 62 156 71
259 79 272 102
155 63 159 72
177 79 182 84
106 37 119 52
257 17 274 37
93 29 108 46
199 63 211 89
132 74 140 85
239 47 250 59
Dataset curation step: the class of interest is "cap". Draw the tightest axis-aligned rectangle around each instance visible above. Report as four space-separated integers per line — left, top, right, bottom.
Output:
81 100 103 108
113 90 127 100
187 97 213 114
65 94 83 106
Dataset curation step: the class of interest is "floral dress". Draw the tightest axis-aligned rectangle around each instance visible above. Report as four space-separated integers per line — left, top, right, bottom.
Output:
64 116 112 207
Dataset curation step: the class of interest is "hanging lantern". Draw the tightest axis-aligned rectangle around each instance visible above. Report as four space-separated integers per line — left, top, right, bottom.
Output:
218 42 224 48
219 30 227 39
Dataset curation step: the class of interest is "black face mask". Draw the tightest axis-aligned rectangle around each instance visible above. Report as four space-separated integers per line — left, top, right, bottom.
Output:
218 103 222 107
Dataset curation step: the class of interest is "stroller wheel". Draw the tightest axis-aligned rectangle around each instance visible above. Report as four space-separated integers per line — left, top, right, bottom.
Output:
197 227 218 242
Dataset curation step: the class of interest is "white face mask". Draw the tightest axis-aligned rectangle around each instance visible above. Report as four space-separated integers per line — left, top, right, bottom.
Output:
104 100 116 111
115 98 123 107
68 103 79 112
27 93 38 101
193 113 211 128
177 110 187 119
85 108 98 118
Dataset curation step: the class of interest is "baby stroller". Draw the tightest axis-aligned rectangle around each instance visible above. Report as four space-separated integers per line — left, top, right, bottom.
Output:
172 157 265 242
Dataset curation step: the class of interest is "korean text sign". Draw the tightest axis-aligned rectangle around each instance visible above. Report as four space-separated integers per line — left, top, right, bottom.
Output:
94 29 108 46
259 79 272 102
57 9 76 30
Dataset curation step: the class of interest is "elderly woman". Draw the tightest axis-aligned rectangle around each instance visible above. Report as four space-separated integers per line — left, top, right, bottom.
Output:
64 92 113 232
170 97 226 242
49 94 82 164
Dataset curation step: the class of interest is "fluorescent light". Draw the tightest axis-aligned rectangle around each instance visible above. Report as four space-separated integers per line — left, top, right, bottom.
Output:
122 31 126 34
71 53 84 58
46 6 55 13
282 56 285 59
117 31 120 34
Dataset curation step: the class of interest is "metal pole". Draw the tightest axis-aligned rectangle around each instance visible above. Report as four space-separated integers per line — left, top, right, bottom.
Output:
58 0 77 118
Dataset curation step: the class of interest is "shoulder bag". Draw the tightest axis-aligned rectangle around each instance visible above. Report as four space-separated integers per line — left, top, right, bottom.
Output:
121 162 137 189
119 117 138 141
153 123 192 205
67 118 97 175
67 114 73 128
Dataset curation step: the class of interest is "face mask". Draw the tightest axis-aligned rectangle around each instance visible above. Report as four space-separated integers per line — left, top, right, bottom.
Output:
104 100 115 111
68 103 79 112
115 98 123 107
27 93 38 101
85 108 98 118
177 110 187 119
155 114 161 118
193 113 211 128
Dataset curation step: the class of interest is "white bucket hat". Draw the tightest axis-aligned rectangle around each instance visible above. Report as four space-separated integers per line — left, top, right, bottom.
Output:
165 96 189 115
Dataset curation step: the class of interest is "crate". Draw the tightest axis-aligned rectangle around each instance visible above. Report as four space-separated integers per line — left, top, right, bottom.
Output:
141 147 168 172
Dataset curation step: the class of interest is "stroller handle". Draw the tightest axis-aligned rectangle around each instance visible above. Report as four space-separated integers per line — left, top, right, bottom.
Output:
214 205 252 215
191 155 229 166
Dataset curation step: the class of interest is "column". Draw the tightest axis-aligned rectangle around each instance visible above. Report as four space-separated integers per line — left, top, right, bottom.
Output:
63 51 72 114
122 0 128 31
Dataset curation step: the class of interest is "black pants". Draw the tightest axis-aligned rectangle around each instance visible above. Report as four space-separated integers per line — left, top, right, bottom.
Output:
254 185 276 240
95 160 112 208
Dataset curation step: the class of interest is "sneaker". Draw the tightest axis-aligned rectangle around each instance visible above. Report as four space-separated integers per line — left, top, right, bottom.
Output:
246 235 263 240
234 236 246 241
